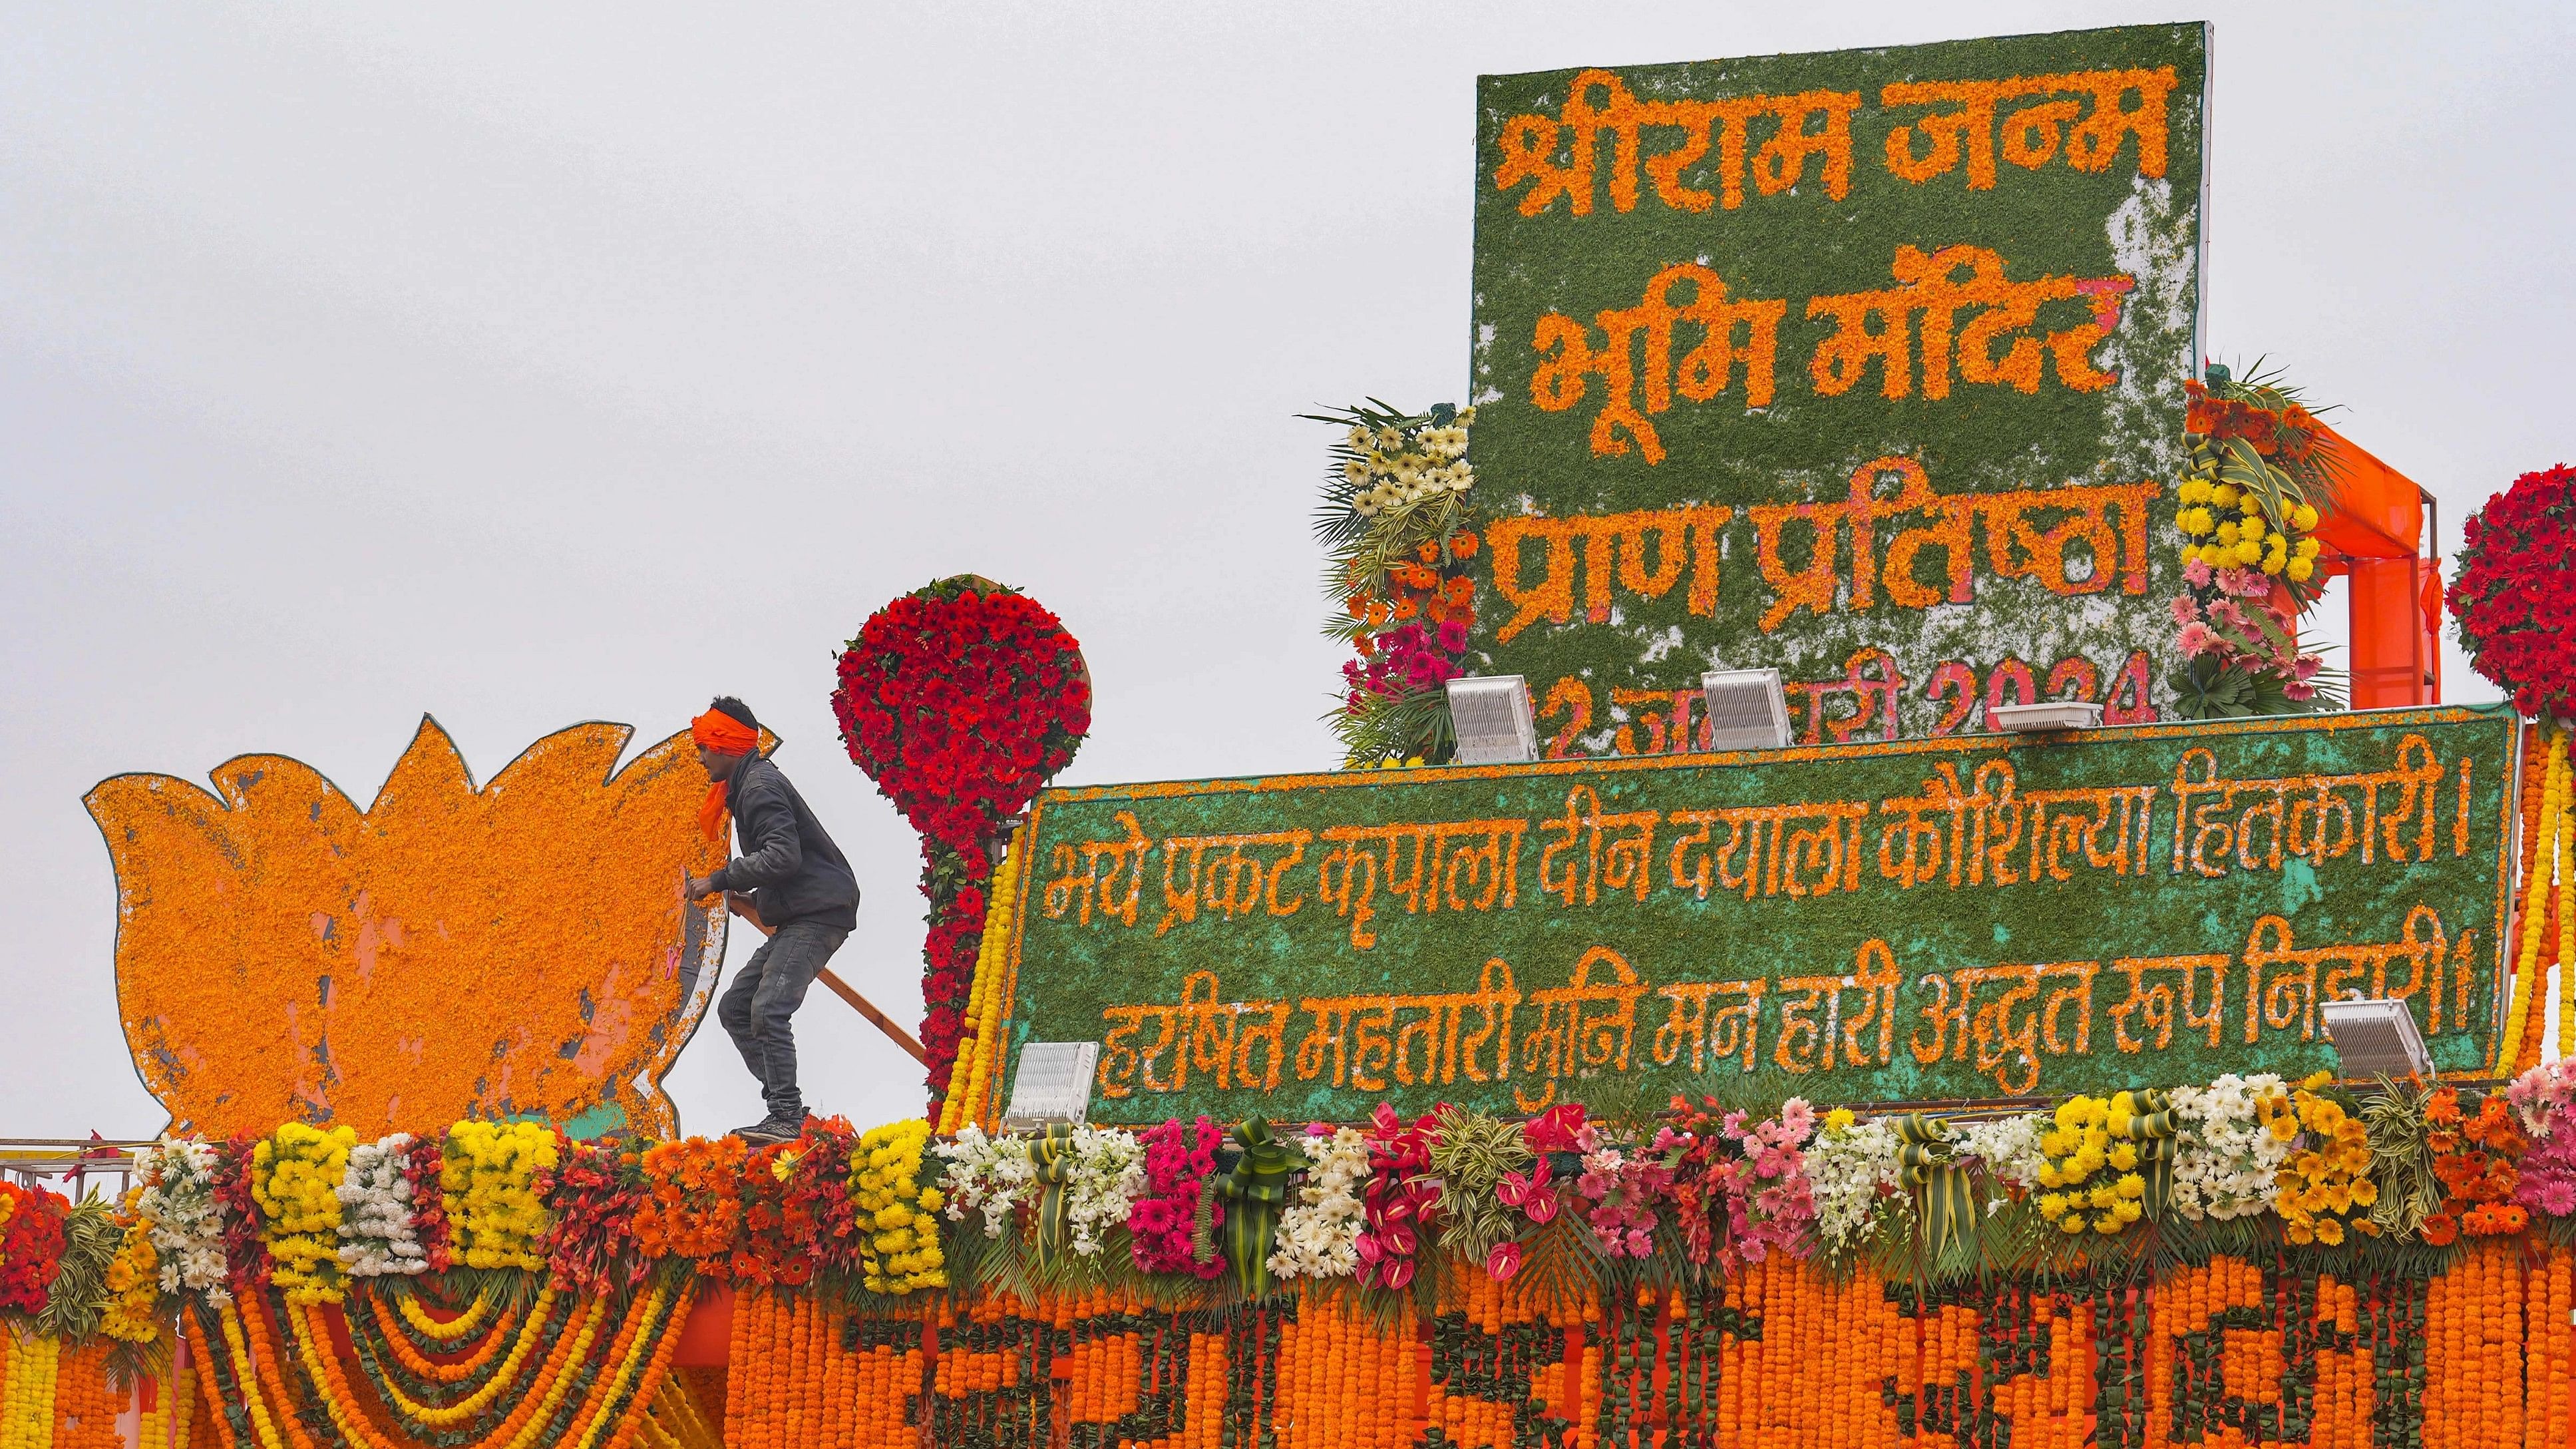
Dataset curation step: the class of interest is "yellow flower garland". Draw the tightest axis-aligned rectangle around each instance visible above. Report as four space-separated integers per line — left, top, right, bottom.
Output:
495 1296 610 1449
252 1122 358 1304
215 1301 291 1449
0 1333 57 1449
442 1120 560 1271
2035 1093 2147 1235
399 1286 494 1341
850 1119 948 1295
566 1281 679 1449
133 1361 193 1449
359 1286 567 1426
938 831 1027 1134
2503 729 2571 1071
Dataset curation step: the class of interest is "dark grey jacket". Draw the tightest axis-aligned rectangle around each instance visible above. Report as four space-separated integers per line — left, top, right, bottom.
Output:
709 755 861 931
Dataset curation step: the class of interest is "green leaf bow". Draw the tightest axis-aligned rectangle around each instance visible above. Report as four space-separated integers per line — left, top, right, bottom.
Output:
1028 1124 1077 1264
1892 1115 1974 1263
2112 1090 2180 1220
1212 1120 1298 1297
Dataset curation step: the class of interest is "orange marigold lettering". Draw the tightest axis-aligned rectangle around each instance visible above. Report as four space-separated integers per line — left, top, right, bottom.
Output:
1485 506 1731 645
1528 263 1786 462
1748 458 2159 634
1806 244 2131 401
1880 66 2177 189
1493 69 1859 218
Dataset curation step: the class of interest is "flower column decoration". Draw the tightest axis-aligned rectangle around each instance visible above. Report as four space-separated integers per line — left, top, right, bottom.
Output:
2452 465 2576 1068
832 576 1090 1116
1310 403 1481 766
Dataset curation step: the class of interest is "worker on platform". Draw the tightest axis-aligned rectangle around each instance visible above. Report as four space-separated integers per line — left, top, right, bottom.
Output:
681 697 862 1145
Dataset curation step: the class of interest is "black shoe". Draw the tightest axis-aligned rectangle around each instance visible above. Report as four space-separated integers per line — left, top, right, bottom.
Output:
731 1119 795 1143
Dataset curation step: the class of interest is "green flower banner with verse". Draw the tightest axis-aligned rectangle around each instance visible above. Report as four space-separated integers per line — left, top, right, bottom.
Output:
997 706 2515 1124
1466 23 2207 755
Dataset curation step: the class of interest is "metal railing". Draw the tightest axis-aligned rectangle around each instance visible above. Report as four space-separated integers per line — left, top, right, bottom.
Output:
0 1138 150 1195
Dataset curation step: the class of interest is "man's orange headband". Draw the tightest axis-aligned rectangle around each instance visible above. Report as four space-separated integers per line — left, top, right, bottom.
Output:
691 710 759 755
693 710 760 843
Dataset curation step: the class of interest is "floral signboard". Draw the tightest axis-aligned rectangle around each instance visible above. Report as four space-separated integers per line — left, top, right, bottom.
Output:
997 706 2513 1123
1467 24 2207 754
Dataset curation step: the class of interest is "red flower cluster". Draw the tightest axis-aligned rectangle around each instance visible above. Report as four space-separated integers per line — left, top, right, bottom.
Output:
1338 536 1478 716
2452 465 2576 718
831 578 1090 1108
2183 379 2322 461
2422 1088 2529 1246
0 1181 69 1314
1354 1103 1443 1291
401 1136 454 1273
729 1123 861 1287
540 1139 644 1295
214 1135 271 1294
783 1117 864 1275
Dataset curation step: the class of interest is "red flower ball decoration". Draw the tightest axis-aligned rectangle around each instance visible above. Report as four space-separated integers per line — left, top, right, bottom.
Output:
2452 465 2576 718
831 576 1089 1112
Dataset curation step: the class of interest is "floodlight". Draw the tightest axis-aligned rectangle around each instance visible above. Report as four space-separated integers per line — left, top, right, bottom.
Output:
1988 701 2106 733
1700 669 1791 751
1001 1041 1099 1130
2319 998 2432 1080
1447 675 1539 765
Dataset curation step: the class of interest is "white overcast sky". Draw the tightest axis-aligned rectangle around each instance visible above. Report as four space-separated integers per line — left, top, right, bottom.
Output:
3 4 2569 1141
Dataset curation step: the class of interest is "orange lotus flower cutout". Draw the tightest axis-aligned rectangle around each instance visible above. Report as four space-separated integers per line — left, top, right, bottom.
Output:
87 718 737 1139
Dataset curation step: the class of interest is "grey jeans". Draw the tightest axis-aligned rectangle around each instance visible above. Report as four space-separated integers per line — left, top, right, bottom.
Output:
717 919 846 1124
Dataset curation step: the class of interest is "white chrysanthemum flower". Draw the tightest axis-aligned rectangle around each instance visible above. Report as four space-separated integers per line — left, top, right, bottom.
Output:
1268 1127 1370 1280
337 1134 429 1277
1954 1114 2048 1192
935 1125 1035 1239
2168 1073 2293 1221
138 1137 234 1303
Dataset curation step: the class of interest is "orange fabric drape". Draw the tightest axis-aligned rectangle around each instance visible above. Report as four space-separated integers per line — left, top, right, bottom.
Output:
2313 423 2441 708
2312 424 2423 560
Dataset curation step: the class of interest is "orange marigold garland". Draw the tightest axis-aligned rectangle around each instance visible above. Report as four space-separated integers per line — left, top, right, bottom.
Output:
355 1285 524 1386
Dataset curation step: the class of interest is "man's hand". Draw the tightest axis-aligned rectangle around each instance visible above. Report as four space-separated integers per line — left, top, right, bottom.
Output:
683 874 721 899
725 892 773 936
